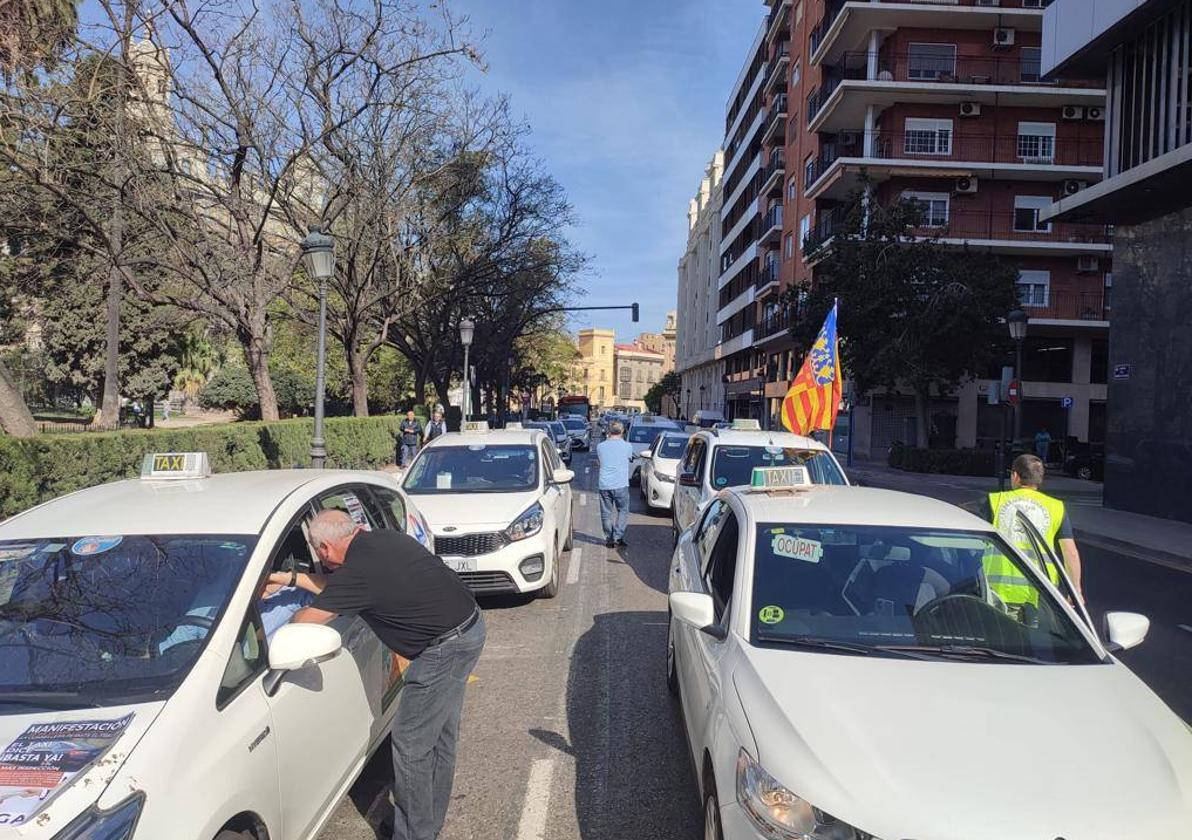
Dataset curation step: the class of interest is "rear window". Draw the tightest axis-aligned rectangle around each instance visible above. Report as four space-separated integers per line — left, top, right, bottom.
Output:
710 446 846 489
658 437 689 459
562 418 587 430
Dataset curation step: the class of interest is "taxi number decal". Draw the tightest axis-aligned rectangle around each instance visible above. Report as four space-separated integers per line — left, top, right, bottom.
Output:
758 605 785 624
771 534 822 564
152 453 186 472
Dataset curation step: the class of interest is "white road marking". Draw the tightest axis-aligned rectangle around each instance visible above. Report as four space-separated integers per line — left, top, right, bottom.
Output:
515 759 556 840
566 548 582 585
579 494 587 507
1179 624 1192 635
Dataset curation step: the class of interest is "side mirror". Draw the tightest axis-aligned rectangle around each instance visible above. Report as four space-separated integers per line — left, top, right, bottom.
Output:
1104 612 1149 652
268 624 342 672
639 451 653 460
552 467 575 485
670 591 715 631
678 472 700 487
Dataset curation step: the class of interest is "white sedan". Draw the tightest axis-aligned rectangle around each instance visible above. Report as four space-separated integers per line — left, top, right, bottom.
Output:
401 423 574 598
668 467 1192 840
638 431 690 511
0 453 435 839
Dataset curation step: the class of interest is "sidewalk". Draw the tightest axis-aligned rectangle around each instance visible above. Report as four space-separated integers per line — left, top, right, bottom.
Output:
846 456 1192 569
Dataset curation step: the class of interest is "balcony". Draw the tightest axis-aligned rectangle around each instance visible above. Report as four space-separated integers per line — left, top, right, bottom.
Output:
1022 291 1109 324
767 40 791 93
761 204 784 245
760 149 786 197
766 0 791 46
756 306 796 343
757 260 780 293
763 93 789 145
809 1 1048 69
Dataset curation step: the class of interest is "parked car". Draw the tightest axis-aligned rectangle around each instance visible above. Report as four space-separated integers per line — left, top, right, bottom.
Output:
1064 442 1105 481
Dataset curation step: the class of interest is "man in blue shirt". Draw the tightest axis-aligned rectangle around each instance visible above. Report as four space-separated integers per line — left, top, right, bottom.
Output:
595 420 634 548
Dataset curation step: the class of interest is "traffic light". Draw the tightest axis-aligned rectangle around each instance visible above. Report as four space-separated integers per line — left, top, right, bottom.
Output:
631 302 639 323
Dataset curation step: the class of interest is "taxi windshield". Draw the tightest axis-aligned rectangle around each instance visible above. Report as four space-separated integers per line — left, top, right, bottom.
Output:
0 535 254 710
749 524 1098 664
561 418 587 431
658 437 689 459
627 424 674 444
712 446 845 489
404 445 538 493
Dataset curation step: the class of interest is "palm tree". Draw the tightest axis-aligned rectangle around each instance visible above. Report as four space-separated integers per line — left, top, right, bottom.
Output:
172 331 224 412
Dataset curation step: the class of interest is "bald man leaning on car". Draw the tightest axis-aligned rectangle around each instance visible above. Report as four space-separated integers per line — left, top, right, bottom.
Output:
271 509 484 840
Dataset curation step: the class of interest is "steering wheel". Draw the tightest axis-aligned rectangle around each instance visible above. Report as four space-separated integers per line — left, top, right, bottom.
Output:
913 592 990 619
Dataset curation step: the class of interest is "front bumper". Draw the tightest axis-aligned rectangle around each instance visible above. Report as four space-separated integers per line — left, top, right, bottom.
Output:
437 532 553 595
719 801 768 840
646 477 675 509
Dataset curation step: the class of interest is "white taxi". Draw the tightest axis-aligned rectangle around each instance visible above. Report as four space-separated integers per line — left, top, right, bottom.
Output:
638 431 691 511
671 421 848 539
401 422 574 598
0 453 436 839
667 466 1192 840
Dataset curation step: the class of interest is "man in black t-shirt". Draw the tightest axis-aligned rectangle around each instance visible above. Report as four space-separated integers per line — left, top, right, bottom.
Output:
275 509 484 840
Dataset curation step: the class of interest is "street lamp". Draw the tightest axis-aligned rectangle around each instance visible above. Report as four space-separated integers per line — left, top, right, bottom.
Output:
685 387 691 418
1008 308 1029 444
459 318 475 422
300 224 335 468
699 384 706 410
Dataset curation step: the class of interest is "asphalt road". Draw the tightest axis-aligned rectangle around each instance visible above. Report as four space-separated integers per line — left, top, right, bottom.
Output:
319 447 700 840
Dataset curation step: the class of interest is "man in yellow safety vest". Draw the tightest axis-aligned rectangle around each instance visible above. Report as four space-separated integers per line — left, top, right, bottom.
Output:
982 454 1083 609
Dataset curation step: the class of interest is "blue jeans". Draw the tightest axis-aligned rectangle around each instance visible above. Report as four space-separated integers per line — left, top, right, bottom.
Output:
400 443 418 467
599 487 630 541
391 612 486 840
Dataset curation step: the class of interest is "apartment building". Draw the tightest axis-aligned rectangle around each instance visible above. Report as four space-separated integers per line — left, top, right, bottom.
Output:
614 344 665 410
575 328 616 410
676 151 727 419
738 0 1114 453
1041 0 1192 522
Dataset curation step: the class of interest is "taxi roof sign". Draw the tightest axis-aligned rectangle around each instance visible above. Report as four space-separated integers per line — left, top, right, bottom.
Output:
462 421 490 433
731 418 762 431
141 452 211 480
505 421 523 430
749 465 812 491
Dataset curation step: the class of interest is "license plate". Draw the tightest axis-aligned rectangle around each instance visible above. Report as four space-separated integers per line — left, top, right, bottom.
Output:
445 558 476 573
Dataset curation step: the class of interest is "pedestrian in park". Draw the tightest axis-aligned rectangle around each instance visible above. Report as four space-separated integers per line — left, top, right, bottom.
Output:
278 510 484 840
983 453 1083 606
425 409 447 442
595 419 634 548
399 409 423 468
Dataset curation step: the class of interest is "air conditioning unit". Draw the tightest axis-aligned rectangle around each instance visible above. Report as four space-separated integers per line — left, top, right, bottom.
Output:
1064 179 1090 196
1077 256 1100 273
1086 105 1106 121
1062 104 1086 120
993 27 1015 48
954 176 979 195
959 101 982 117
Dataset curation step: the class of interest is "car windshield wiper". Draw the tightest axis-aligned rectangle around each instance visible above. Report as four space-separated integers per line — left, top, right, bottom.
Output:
0 690 108 710
874 644 1053 665
756 635 950 661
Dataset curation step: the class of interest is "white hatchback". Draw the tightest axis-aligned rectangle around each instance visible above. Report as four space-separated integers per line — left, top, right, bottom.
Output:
638 431 691 511
667 472 1192 840
0 454 435 839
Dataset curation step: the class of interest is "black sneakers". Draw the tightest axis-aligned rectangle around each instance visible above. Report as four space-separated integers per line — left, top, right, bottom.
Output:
616 538 628 547
605 538 615 548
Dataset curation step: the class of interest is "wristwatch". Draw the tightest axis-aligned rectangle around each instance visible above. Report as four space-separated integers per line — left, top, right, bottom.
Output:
289 569 298 588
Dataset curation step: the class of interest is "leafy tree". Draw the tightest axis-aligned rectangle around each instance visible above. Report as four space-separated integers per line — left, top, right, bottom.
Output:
644 370 682 416
790 193 1018 448
0 0 78 75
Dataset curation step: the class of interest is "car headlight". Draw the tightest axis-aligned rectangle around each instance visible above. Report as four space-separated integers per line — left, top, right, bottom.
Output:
53 793 144 840
656 471 675 483
736 751 877 840
506 502 545 541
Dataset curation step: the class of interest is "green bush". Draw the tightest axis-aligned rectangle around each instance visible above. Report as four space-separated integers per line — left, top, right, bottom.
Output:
888 444 995 476
0 416 401 518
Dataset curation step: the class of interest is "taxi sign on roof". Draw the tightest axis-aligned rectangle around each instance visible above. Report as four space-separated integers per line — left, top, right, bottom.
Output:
140 452 211 480
731 418 762 430
505 422 523 430
750 465 811 490
462 421 489 433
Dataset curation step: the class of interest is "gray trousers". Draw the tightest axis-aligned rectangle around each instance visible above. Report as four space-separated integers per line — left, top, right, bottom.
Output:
390 613 486 840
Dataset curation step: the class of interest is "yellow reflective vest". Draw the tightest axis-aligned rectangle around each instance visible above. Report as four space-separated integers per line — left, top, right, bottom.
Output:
984 488 1066 607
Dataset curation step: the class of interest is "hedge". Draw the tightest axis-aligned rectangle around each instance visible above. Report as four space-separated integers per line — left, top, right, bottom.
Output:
888 444 995 477
0 416 402 518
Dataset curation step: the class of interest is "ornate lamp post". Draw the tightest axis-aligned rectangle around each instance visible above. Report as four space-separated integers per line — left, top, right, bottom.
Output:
1007 308 1029 444
460 318 475 422
300 225 335 468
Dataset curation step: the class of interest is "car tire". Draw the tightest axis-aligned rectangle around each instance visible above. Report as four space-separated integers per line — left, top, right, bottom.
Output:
666 619 679 696
703 785 723 840
540 540 560 599
563 514 574 551
1077 466 1093 481
214 830 254 840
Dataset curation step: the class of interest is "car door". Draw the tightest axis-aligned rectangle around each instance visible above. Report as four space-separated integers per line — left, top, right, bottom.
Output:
261 507 374 840
674 499 727 731
640 436 658 497
675 438 708 533
540 439 570 548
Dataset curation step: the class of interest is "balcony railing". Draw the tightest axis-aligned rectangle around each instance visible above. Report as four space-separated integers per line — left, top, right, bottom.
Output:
809 0 846 57
1022 291 1109 322
760 149 786 194
822 128 1102 168
757 261 780 290
763 203 784 233
804 210 841 253
832 51 1099 89
909 208 1111 245
756 306 795 341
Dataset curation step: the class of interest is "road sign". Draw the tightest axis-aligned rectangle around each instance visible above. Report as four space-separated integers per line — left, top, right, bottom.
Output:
1062 395 1074 409
1007 379 1021 406
1113 364 1131 380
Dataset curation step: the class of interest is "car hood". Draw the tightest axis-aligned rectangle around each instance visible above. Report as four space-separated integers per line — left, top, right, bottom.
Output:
0 702 163 836
409 491 542 532
651 455 681 477
734 646 1192 839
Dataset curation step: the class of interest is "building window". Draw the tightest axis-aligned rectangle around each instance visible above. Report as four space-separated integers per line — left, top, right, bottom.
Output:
791 59 801 88
784 232 794 260
1016 269 1050 307
804 154 815 188
903 118 952 156
787 176 798 200
799 214 811 253
902 191 949 227
1020 47 1042 83
1104 272 1113 312
907 43 957 81
1016 122 1056 163
1013 196 1053 232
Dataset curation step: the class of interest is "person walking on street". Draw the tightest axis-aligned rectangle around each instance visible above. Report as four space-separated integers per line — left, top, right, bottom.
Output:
1034 427 1052 463
595 420 634 548
425 409 447 442
280 510 485 840
983 453 1083 608
399 410 423 468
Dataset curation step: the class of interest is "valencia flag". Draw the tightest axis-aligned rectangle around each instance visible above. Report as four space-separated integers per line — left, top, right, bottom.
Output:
781 302 842 436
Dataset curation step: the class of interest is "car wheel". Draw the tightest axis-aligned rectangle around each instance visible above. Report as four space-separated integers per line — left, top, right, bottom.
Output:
703 785 723 840
563 514 574 551
1077 466 1093 481
666 619 679 696
540 540 560 599
214 830 254 840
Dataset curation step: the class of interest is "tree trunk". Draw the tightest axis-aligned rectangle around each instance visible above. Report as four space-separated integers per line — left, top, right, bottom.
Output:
347 343 370 417
245 332 280 421
913 387 930 450
433 375 451 413
95 214 123 429
413 366 427 411
0 362 36 437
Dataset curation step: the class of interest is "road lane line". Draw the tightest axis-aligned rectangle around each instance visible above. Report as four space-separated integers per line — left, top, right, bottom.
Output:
579 494 587 507
515 759 556 840
566 548 582 585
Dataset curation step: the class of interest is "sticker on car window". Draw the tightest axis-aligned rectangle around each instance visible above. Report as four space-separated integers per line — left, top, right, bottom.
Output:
70 536 123 557
758 605 785 624
714 476 728 487
342 493 372 531
771 534 823 564
436 472 453 489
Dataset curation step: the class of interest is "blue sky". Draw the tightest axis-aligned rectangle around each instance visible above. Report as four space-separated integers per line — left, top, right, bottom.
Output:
450 0 763 342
